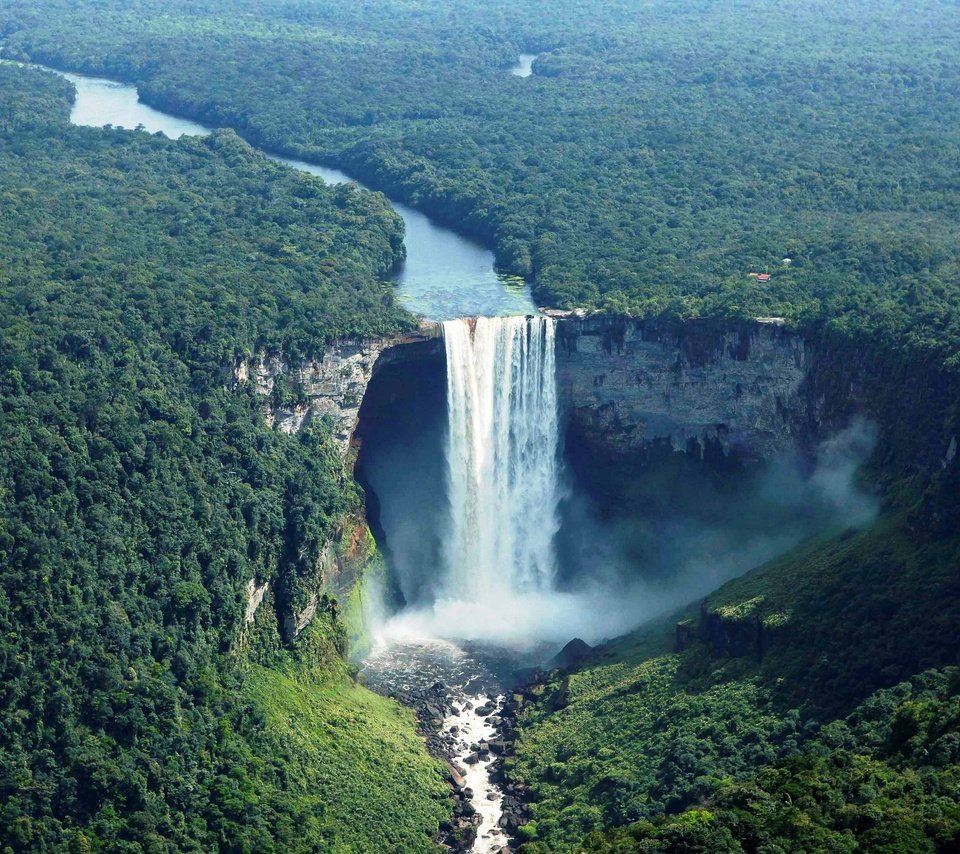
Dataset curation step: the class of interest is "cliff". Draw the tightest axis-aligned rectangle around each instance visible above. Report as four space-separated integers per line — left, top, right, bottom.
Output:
228 324 441 643
232 315 818 468
230 313 960 647
555 316 810 465
229 321 442 456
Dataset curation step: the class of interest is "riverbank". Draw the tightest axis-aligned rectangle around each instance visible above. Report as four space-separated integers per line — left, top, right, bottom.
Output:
360 639 542 852
23 59 536 321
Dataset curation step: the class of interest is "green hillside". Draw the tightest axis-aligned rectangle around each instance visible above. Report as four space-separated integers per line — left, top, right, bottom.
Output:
0 64 447 852
509 513 960 851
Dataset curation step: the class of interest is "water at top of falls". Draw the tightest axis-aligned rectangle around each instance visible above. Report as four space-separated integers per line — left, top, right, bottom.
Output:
28 62 536 321
440 315 561 603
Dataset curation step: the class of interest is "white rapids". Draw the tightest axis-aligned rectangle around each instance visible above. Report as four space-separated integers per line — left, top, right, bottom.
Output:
361 637 525 853
447 691 507 853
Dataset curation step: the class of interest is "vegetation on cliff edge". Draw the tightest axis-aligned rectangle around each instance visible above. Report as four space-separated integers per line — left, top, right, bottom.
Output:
0 63 445 852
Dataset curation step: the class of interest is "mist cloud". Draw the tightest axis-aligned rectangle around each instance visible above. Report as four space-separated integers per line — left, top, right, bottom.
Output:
367 419 879 651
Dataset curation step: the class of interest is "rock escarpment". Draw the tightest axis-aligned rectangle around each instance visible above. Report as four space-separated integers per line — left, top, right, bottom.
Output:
231 315 817 469
555 316 810 465
227 323 441 643
235 313 937 644
229 321 442 455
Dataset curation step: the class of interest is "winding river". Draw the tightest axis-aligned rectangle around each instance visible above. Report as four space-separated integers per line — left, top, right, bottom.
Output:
40 65 539 852
55 69 536 321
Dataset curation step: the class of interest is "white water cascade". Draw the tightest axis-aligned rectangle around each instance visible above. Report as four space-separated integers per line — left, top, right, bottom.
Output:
440 315 561 603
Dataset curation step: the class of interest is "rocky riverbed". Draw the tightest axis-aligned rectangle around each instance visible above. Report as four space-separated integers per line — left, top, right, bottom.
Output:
360 638 542 852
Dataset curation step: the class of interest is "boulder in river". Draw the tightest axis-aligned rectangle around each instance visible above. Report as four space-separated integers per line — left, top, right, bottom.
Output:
447 763 466 789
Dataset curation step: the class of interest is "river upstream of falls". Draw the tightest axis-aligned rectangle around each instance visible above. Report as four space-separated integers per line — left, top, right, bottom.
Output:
30 62 536 321
35 60 571 850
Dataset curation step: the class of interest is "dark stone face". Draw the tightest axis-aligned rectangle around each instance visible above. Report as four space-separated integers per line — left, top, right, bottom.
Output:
354 347 448 608
354 318 876 616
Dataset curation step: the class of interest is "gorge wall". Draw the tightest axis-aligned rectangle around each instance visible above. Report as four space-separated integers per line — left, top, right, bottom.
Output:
227 324 442 641
228 315 824 637
554 316 812 467
231 315 823 471
229 321 443 456
230 313 960 640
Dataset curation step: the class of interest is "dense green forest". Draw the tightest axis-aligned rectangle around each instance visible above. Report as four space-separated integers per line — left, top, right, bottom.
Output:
0 63 449 852
2 0 960 363
509 515 960 852
3 1 960 851
576 666 960 852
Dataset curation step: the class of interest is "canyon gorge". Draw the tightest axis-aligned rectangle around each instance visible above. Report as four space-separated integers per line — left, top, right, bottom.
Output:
231 313 889 647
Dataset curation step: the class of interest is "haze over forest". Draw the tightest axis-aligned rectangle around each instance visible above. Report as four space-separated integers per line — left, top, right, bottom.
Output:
1 1 960 852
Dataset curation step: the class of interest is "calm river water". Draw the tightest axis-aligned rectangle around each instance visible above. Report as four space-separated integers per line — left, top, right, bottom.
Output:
54 68 535 321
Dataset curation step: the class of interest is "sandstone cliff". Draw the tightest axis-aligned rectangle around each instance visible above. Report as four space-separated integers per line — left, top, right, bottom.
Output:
229 322 441 455
555 316 809 465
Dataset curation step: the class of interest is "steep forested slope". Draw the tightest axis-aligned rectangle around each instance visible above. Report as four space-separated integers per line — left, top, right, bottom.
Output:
0 64 448 852
509 515 960 852
2 0 960 363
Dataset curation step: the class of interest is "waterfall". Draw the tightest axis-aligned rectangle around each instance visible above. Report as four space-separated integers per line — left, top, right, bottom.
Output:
440 316 561 602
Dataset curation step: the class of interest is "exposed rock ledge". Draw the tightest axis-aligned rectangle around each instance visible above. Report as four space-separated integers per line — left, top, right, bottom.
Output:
229 321 442 455
244 578 269 624
228 314 810 467
556 316 810 463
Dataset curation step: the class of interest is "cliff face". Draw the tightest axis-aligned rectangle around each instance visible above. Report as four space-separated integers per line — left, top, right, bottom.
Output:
233 315 817 469
229 322 442 456
228 324 441 645
555 316 810 465
230 313 960 645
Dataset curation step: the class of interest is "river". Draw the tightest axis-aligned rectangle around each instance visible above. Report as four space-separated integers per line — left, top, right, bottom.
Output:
54 68 536 321
361 638 544 853
42 64 543 852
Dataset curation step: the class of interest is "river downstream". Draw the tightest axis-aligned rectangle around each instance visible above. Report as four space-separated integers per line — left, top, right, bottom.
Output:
361 639 539 853
39 62 545 851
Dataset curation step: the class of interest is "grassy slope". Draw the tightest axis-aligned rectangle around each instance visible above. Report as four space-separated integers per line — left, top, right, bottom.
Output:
244 669 449 853
510 513 960 851
233 592 451 854
240 619 450 854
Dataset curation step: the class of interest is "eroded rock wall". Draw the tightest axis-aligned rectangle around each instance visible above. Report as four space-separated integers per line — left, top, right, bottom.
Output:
227 324 441 645
229 322 441 455
555 316 810 464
